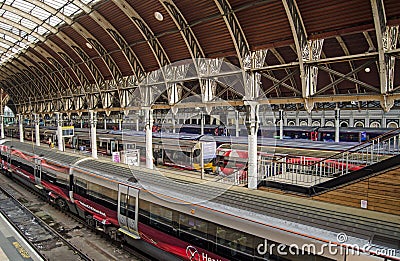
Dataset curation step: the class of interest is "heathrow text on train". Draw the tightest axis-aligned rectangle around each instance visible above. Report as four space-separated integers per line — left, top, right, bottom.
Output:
256 239 397 257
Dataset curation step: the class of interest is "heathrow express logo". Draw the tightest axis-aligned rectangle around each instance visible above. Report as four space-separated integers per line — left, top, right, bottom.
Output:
256 233 398 258
123 58 276 204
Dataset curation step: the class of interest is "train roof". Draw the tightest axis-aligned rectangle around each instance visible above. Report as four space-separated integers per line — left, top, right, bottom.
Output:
2 139 399 259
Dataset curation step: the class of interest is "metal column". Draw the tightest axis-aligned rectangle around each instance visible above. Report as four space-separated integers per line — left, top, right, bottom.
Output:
56 112 63 151
279 109 284 140
19 114 24 142
89 111 98 158
200 111 204 135
245 101 259 189
235 110 240 137
34 114 40 146
0 115 4 139
335 108 340 142
145 108 154 169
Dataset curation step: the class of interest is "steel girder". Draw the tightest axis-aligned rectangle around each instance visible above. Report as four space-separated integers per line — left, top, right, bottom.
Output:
161 0 205 59
214 0 250 69
113 0 170 69
371 0 399 111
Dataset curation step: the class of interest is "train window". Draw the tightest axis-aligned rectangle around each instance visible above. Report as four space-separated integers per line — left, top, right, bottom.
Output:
75 178 87 189
87 182 118 203
127 195 136 219
216 226 254 258
179 214 210 249
149 204 173 234
119 192 136 219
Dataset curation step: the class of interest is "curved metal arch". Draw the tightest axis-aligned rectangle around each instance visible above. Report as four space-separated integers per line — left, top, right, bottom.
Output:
0 78 22 101
112 0 171 69
0 34 26 55
21 0 107 91
47 57 76 96
1 3 59 34
0 53 35 99
76 3 146 82
1 3 92 96
9 59 47 99
30 46 73 96
23 0 115 95
160 0 205 59
0 67 31 100
371 0 387 94
0 81 19 103
70 24 122 82
0 16 46 42
213 0 251 68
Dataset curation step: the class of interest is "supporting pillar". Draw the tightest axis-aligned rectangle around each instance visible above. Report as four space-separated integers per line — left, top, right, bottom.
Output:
200 111 204 135
119 115 122 131
34 114 40 146
321 111 326 127
89 111 97 158
172 113 176 133
19 114 24 142
235 110 240 137
279 109 284 140
136 117 139 132
335 108 340 142
80 118 83 128
56 113 63 151
245 101 259 189
104 116 107 130
145 108 154 169
0 115 4 139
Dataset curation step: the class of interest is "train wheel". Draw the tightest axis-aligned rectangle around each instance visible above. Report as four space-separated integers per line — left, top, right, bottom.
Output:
56 198 68 211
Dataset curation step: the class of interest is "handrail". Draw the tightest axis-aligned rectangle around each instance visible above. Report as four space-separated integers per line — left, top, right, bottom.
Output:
314 127 400 164
261 127 400 186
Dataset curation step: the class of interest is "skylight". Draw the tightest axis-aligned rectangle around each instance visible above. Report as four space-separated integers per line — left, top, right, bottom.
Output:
0 0 99 65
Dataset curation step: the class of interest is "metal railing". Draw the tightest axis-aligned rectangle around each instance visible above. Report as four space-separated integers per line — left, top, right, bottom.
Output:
212 128 400 187
259 128 400 186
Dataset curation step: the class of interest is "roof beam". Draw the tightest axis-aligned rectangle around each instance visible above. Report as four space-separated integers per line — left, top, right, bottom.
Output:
370 0 399 111
161 0 205 59
282 0 324 112
213 0 250 68
112 0 170 69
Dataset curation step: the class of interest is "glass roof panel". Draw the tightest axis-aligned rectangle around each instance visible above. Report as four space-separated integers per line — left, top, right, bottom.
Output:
0 43 11 49
21 18 38 30
31 6 51 21
0 0 94 65
62 3 80 17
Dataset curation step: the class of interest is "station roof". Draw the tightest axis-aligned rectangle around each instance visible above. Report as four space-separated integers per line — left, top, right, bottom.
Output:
0 0 400 114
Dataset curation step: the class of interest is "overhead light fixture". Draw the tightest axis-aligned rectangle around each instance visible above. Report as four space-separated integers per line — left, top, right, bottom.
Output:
86 42 93 49
154 11 163 21
364 67 371 73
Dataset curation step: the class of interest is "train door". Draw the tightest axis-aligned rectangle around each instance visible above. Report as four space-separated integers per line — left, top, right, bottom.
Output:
110 140 117 153
34 157 42 187
72 136 78 149
117 184 140 239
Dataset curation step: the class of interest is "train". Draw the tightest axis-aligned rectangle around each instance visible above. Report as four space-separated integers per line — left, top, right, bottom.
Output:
227 125 395 143
3 125 363 177
0 139 398 261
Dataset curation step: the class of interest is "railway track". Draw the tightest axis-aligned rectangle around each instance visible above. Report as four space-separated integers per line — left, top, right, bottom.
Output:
0 174 152 261
0 180 91 261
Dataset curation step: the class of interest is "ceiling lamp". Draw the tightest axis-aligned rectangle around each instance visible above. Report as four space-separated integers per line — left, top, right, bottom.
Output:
154 11 164 21
364 67 371 73
86 42 93 49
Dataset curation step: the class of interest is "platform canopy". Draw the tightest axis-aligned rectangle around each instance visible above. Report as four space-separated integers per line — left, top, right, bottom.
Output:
0 0 400 115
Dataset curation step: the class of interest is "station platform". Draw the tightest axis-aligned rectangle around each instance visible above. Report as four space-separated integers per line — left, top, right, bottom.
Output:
0 212 44 261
